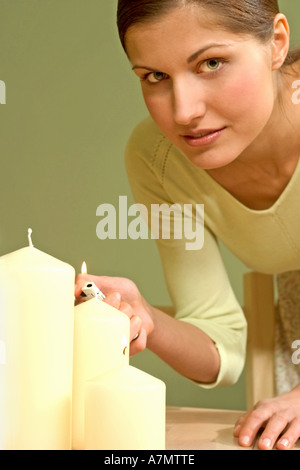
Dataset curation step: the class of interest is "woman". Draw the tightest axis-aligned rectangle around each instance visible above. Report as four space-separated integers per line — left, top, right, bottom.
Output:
75 0 300 450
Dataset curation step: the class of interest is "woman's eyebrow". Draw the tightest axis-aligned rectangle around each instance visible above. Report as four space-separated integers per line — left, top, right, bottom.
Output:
132 64 161 72
132 43 230 71
187 43 228 63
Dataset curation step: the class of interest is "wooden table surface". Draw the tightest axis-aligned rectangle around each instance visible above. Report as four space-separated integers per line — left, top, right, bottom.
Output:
166 407 300 450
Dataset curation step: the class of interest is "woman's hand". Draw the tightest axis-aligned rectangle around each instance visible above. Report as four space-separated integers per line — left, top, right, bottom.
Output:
75 273 155 355
234 384 300 450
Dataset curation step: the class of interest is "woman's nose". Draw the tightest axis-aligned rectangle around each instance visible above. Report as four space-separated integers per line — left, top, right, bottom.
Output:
172 77 206 126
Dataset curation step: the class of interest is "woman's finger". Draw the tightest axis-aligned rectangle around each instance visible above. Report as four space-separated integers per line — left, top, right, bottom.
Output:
258 411 291 450
118 300 134 318
103 292 122 309
277 418 300 450
128 315 142 341
234 412 249 437
237 403 272 447
129 327 147 356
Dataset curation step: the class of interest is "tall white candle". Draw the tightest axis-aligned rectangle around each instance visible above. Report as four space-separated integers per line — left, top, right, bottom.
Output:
0 229 75 450
72 265 130 450
84 365 166 450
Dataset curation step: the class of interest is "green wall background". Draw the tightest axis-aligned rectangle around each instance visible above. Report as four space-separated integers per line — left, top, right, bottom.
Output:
0 0 299 411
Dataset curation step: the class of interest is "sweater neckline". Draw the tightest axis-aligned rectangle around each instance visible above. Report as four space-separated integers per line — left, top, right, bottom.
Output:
200 156 300 215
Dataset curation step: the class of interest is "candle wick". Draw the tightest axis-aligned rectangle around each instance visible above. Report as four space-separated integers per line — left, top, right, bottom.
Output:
28 228 34 247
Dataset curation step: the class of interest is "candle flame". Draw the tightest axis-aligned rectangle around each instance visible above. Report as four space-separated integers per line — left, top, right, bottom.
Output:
81 261 87 275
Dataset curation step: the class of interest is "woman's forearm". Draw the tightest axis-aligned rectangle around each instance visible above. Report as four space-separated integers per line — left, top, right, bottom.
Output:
146 305 220 384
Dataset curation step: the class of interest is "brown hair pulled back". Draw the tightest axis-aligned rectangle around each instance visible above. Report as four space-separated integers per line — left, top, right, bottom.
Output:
117 0 300 66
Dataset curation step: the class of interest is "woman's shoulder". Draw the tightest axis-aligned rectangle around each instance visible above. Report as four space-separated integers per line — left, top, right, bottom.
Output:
126 116 172 161
125 116 176 178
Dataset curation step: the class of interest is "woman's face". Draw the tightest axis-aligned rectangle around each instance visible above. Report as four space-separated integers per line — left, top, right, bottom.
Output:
126 5 278 170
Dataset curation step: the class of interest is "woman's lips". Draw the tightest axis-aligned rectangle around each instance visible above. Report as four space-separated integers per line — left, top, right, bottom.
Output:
181 127 226 147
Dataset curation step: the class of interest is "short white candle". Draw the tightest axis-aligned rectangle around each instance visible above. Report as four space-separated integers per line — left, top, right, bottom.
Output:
84 365 166 450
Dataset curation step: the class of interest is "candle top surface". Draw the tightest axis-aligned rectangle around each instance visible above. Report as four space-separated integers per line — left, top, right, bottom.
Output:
75 298 130 323
88 365 166 390
0 246 75 272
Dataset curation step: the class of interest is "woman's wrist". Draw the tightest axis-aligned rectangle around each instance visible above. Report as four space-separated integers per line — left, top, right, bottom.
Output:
137 296 156 336
144 305 166 346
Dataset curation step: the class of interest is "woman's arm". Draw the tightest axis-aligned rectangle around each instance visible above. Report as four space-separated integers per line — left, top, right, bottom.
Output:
76 118 246 387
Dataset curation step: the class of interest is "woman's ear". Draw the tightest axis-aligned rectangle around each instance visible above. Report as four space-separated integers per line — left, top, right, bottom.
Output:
271 13 290 70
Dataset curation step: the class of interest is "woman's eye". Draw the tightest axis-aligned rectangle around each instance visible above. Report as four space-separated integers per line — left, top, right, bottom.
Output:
144 71 167 83
200 59 222 73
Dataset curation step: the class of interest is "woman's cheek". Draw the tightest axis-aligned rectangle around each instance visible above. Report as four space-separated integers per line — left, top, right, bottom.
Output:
144 94 172 130
224 71 273 119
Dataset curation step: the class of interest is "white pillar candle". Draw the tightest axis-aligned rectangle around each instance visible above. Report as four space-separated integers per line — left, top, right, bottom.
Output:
0 230 75 450
72 278 130 450
84 365 166 450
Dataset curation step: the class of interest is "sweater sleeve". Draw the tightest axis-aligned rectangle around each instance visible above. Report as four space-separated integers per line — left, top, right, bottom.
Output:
125 118 247 387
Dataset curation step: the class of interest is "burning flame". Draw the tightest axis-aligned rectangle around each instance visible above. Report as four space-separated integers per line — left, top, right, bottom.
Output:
81 261 87 275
